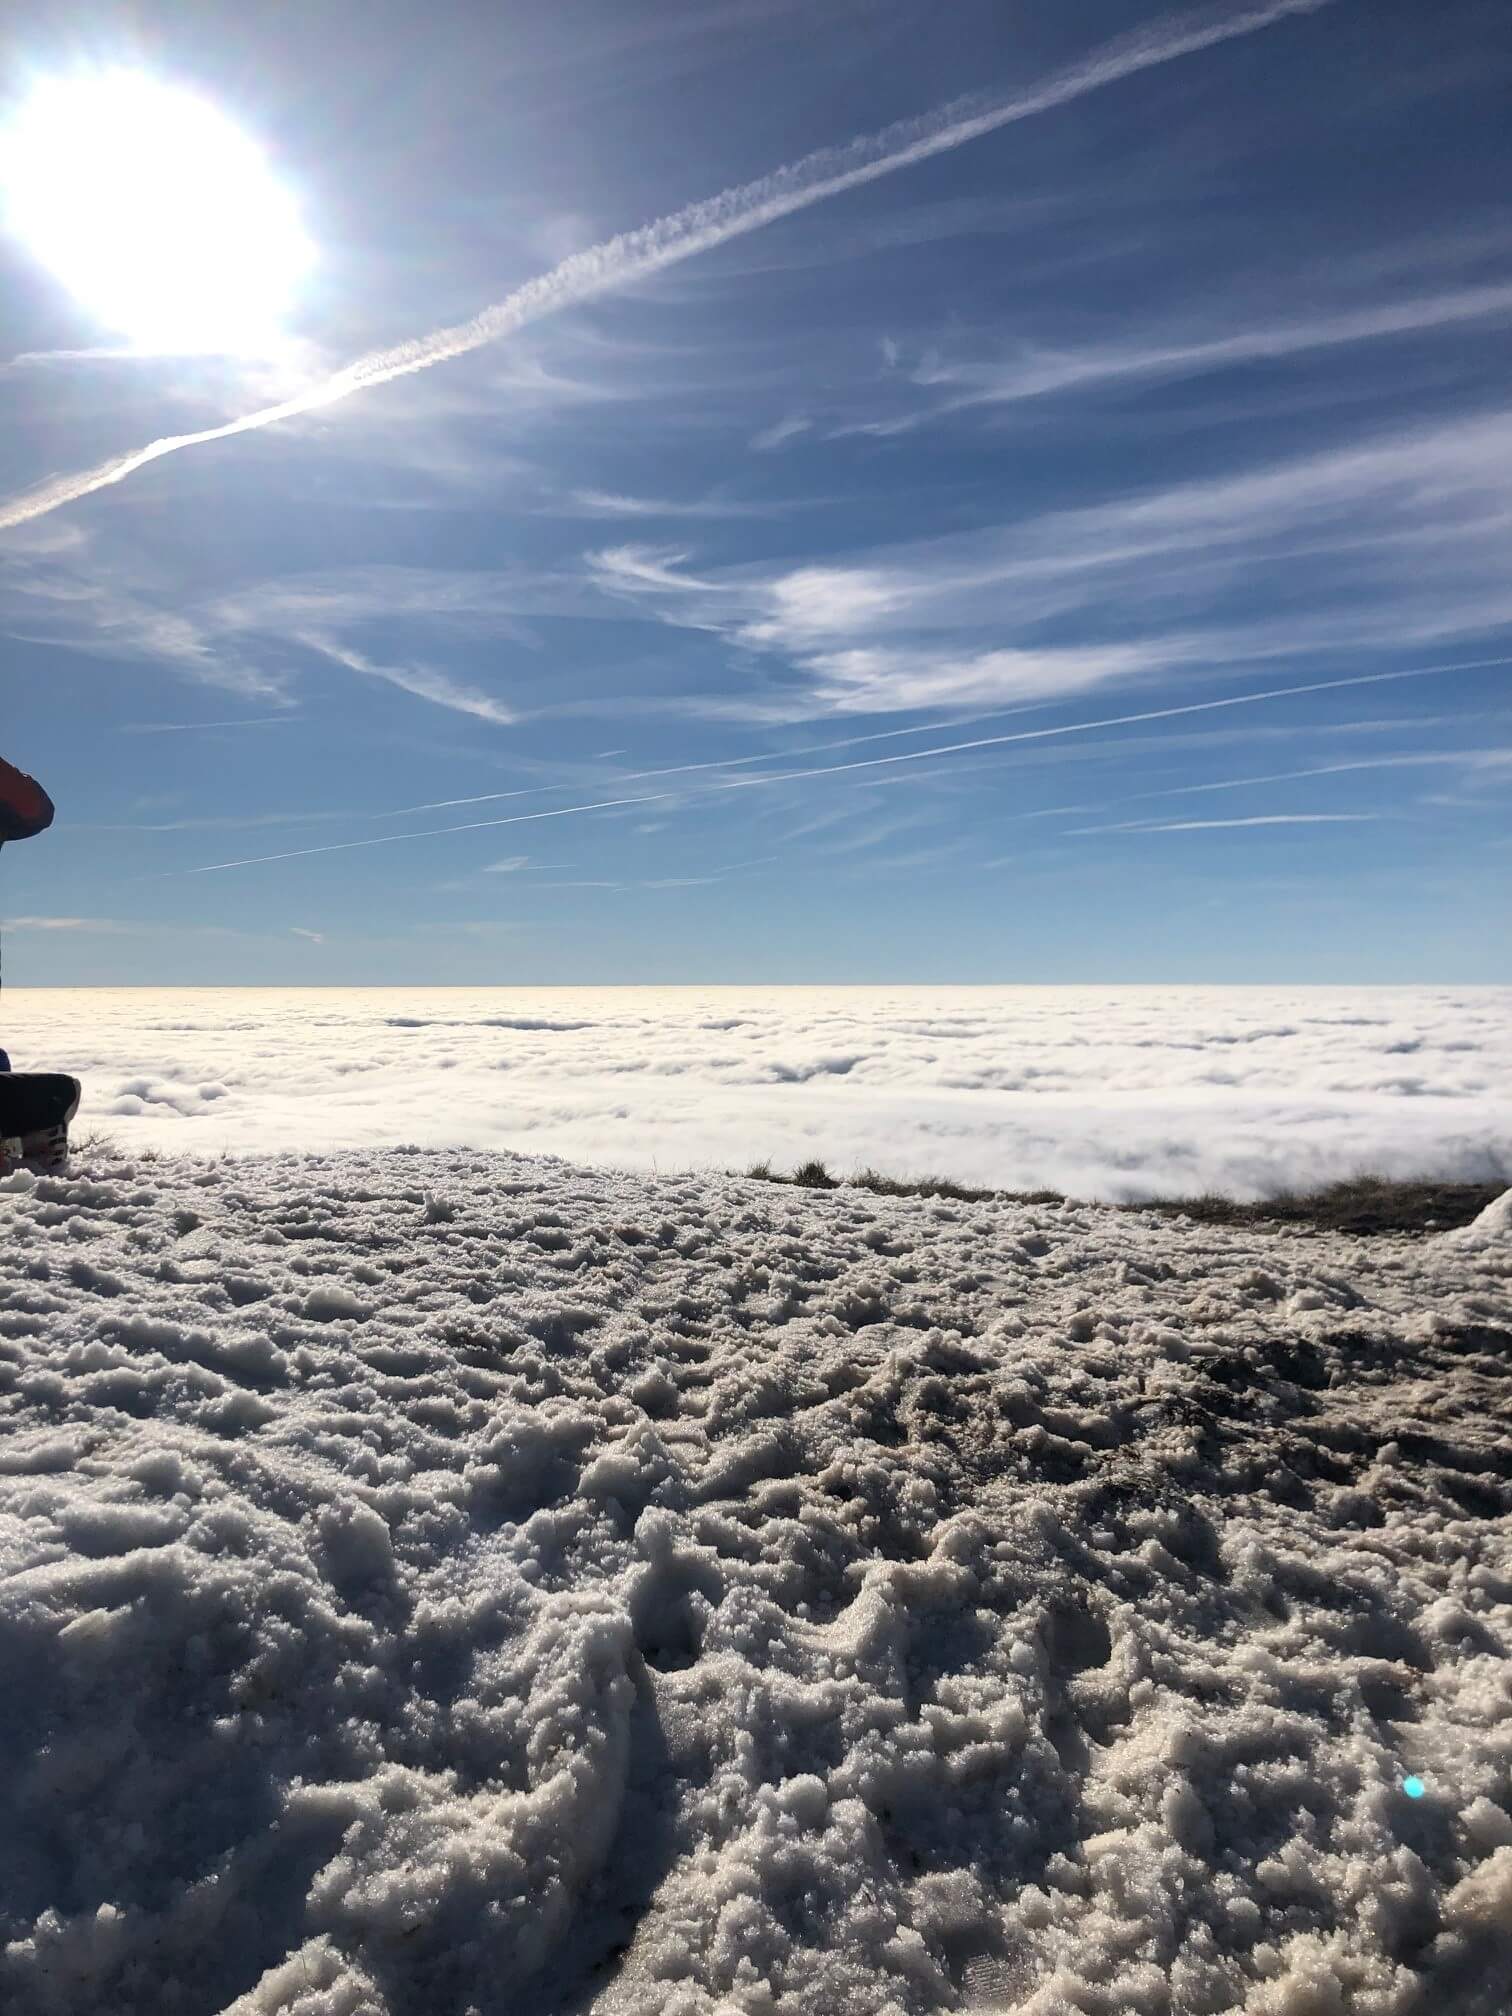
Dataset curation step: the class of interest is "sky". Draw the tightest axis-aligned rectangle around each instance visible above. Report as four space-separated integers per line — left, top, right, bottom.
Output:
1 0 1509 985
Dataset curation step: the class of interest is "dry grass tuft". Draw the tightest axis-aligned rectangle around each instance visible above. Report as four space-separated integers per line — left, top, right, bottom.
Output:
741 1161 1501 1233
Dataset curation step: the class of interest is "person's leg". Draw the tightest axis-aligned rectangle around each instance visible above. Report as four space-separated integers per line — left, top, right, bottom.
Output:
0 1074 82 1173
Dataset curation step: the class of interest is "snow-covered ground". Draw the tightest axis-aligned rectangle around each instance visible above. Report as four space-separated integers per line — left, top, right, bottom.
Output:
2 1146 1509 2014
5 985 1511 1199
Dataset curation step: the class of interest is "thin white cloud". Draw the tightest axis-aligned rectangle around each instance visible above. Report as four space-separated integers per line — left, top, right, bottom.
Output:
295 633 517 725
385 695 1336 818
857 281 1512 434
122 716 298 734
182 794 678 874
750 416 812 451
23 550 537 731
119 698 1508 862
4 915 132 933
0 0 1331 531
290 926 326 943
1066 812 1381 834
0 345 147 371
708 663 1512 793
1125 750 1511 803
205 564 545 650
172 658 1485 877
590 546 718 599
90 809 360 834
566 489 782 519
604 407 1512 714
740 564 912 645
0 544 284 700
799 641 1162 712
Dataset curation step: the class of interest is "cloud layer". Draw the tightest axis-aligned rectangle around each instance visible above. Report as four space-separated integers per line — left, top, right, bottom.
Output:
9 984 1508 1199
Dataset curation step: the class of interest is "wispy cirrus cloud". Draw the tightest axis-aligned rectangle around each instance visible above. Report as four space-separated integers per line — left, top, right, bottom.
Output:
565 488 791 520
204 565 547 646
292 634 517 726
796 643 1173 713
0 528 287 701
749 416 812 452
0 345 143 371
0 531 529 723
843 281 1512 437
0 0 1331 533
589 405 1512 715
5 915 133 933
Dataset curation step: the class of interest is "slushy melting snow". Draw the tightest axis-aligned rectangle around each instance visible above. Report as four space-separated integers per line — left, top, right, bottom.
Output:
2 1145 1509 2013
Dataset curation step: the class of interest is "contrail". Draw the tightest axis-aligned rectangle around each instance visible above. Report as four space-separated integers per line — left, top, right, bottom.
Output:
1066 811 1380 834
176 658 1494 874
1122 751 1483 802
705 659 1512 792
122 715 298 734
0 0 1329 533
183 793 678 872
382 700 1062 815
353 646 1512 821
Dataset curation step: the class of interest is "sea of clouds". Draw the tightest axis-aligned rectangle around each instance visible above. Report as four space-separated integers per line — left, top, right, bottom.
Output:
4 985 1508 1199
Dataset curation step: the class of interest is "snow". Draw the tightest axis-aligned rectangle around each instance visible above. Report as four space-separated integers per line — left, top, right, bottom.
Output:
2 1144 1510 2014
1450 1188 1512 1261
5 984 1511 1199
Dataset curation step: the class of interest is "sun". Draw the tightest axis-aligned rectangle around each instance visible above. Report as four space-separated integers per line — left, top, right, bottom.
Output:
1 71 313 355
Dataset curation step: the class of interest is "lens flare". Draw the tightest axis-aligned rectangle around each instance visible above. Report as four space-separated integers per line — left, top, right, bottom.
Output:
1 70 312 353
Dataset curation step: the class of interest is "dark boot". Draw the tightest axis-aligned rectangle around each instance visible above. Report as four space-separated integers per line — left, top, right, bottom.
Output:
0 1074 82 1174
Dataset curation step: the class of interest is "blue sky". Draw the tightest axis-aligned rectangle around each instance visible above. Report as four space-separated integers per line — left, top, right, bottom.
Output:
1 0 1509 984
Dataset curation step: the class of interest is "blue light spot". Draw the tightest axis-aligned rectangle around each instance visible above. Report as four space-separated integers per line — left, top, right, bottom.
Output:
1403 1776 1426 1799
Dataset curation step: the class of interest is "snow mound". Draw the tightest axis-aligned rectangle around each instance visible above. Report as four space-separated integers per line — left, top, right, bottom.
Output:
2 1149 1510 2015
1447 1185 1512 1255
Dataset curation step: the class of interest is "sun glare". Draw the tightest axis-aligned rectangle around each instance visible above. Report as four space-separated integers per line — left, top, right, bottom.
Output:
1 71 313 354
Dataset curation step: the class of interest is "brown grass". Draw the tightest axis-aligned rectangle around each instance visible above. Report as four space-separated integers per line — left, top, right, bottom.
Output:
1134 1175 1502 1236
742 1162 1501 1234
57 1135 1501 1235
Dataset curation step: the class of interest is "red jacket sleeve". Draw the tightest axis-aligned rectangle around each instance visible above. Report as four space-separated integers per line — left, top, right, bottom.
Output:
0 756 55 843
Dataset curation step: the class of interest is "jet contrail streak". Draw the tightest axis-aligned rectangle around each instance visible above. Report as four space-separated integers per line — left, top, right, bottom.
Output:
1066 812 1380 834
356 650 1512 821
183 794 677 872
0 0 1329 532
382 700 1060 815
177 657 1500 875
707 660 1512 792
1122 751 1481 801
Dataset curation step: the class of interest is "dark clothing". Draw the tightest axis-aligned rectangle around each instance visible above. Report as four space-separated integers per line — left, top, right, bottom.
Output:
0 757 54 844
0 1074 81 1135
